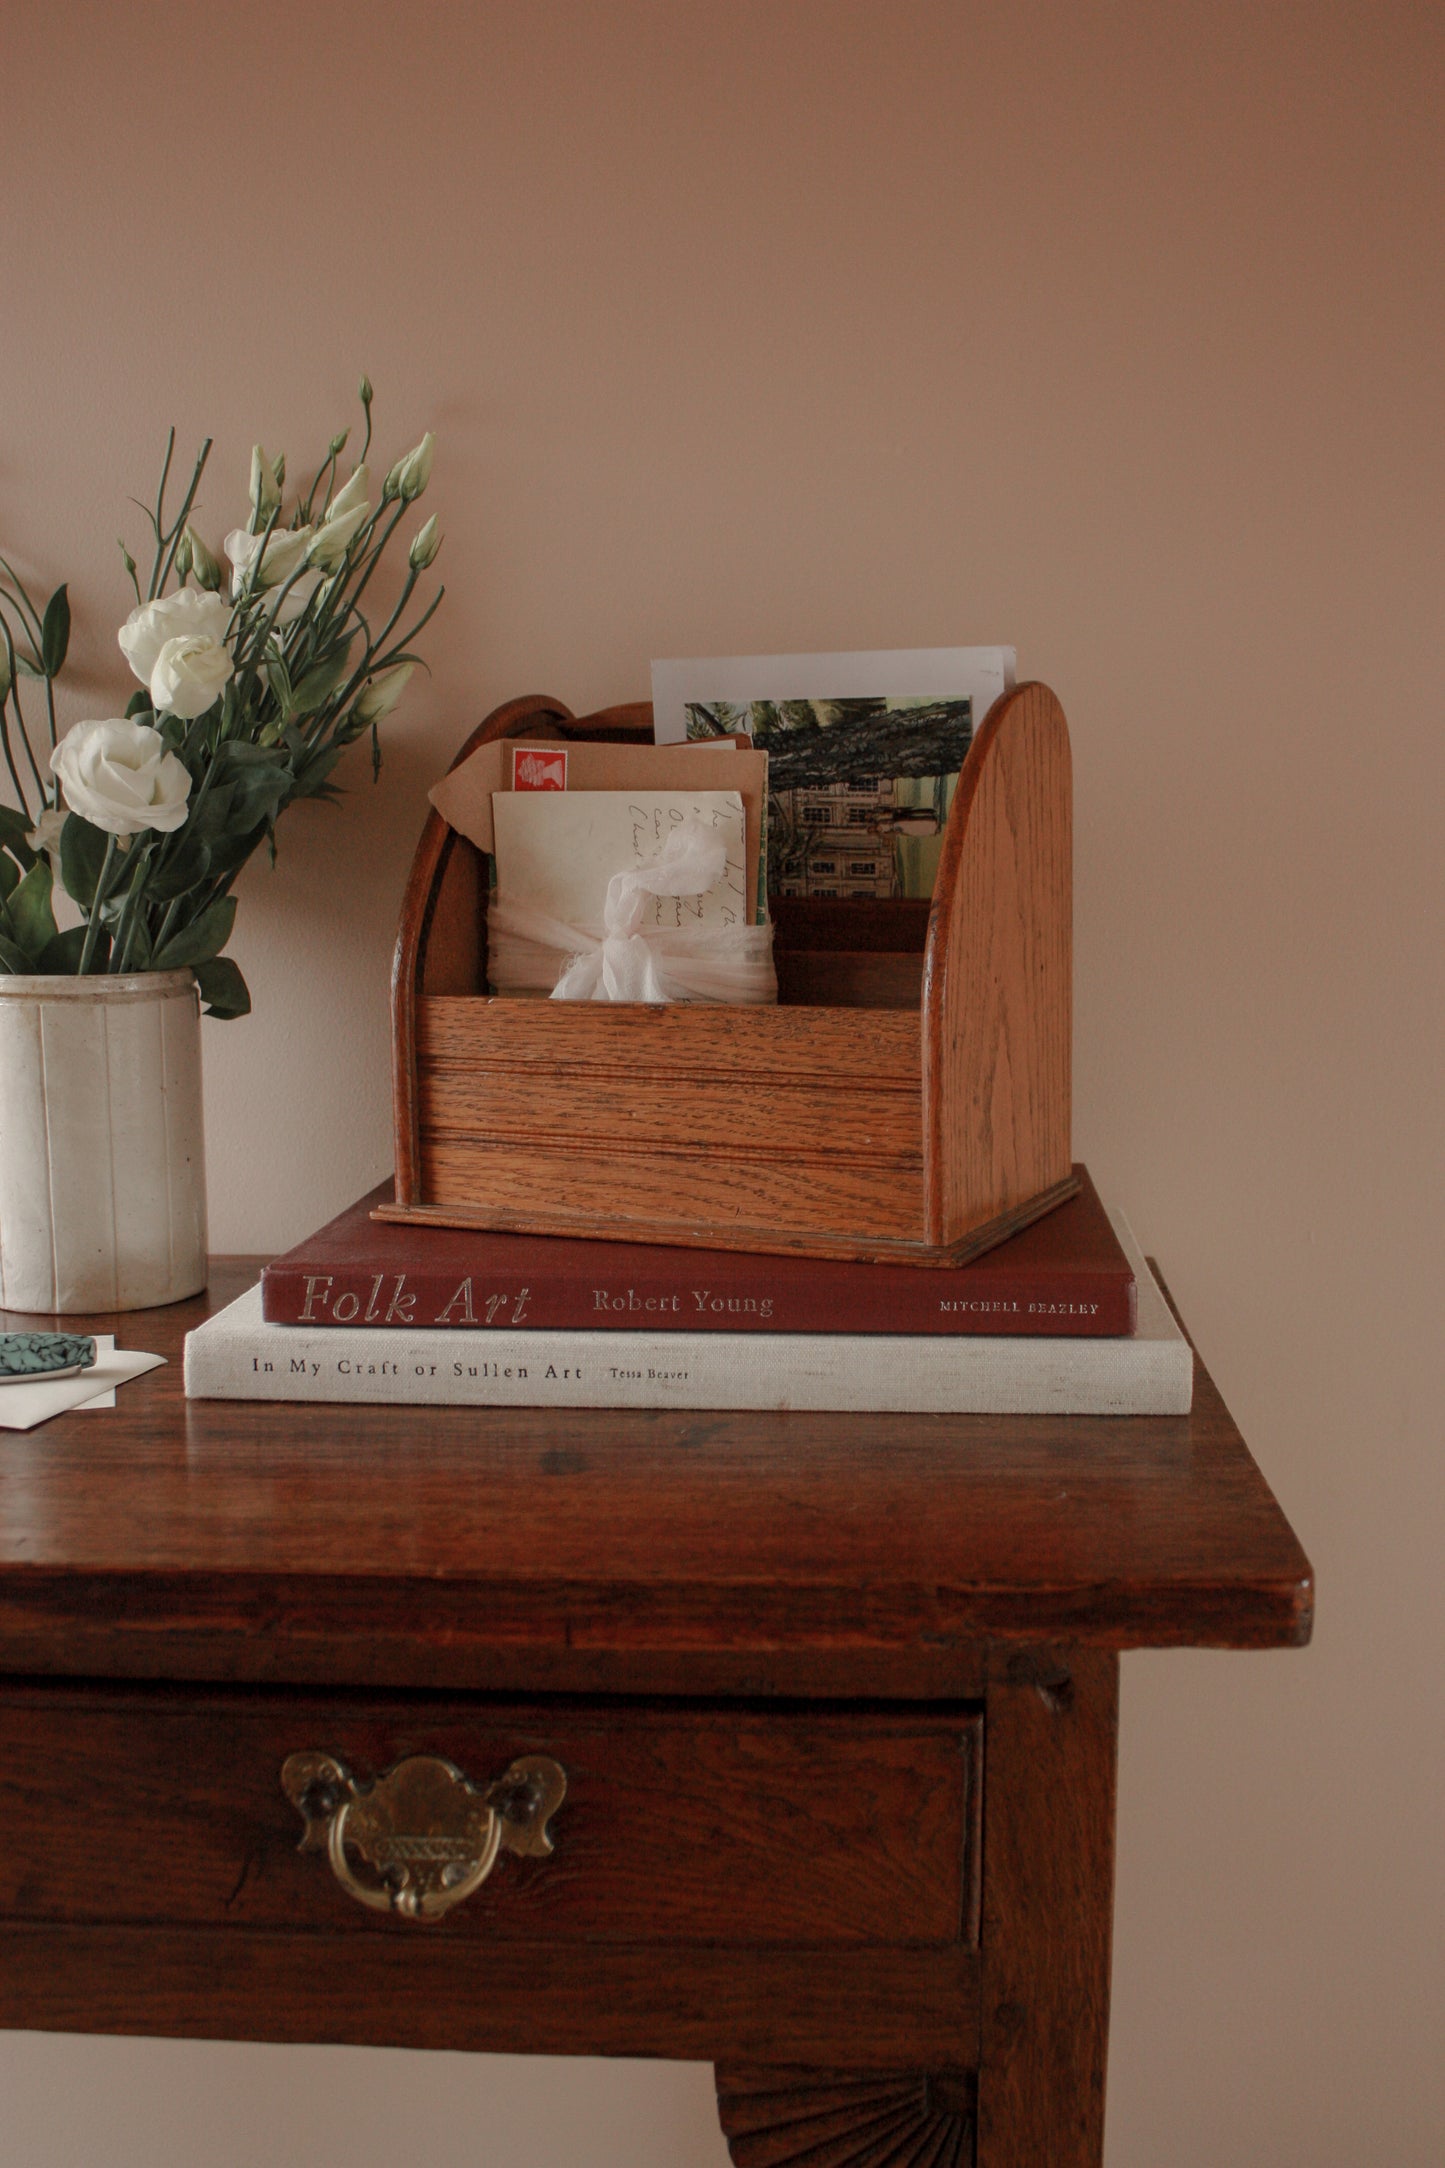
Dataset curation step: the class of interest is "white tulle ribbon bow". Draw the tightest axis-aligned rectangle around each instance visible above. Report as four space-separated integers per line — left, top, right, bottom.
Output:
485 814 776 1005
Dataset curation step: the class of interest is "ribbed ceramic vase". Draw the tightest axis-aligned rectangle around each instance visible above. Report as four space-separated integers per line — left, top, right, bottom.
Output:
0 971 207 1313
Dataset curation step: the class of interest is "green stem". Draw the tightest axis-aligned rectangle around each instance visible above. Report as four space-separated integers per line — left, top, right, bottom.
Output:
110 842 156 973
76 835 120 975
152 441 213 597
0 697 30 816
0 561 46 651
146 429 177 599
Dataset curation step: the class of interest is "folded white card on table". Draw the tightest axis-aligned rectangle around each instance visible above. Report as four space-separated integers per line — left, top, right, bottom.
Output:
0 1336 166 1431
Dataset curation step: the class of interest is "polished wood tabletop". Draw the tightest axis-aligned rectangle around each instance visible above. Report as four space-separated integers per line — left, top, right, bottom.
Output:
0 1260 1312 1699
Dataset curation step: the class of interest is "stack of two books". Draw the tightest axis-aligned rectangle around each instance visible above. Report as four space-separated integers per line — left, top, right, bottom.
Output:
183 1168 1194 1415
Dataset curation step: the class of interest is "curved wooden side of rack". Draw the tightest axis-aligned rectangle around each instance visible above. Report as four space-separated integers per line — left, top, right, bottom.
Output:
921 681 1074 1246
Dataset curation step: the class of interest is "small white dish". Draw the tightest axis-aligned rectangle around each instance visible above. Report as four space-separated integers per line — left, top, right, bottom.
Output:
0 1361 87 1386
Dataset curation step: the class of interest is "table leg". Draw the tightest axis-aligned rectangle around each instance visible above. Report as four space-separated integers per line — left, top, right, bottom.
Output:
976 1648 1119 2168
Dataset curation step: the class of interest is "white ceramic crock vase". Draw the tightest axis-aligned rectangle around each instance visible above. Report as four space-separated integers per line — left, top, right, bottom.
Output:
0 971 207 1313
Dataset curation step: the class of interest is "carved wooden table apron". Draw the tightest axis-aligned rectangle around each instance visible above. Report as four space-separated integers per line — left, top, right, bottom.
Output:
0 1264 1312 2168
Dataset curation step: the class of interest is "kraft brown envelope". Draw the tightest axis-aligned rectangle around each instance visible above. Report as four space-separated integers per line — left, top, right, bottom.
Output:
429 739 768 921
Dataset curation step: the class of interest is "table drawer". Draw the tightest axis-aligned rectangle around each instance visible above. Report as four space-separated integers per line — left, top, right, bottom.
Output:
0 1686 980 1949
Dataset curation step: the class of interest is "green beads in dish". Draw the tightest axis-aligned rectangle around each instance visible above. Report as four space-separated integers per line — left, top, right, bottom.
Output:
0 1332 98 1378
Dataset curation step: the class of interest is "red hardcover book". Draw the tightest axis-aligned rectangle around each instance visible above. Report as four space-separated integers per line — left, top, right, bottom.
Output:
260 1166 1136 1336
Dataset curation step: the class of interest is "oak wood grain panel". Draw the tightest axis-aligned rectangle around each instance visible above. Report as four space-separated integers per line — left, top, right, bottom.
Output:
416 1066 920 1157
418 1140 923 1243
0 1922 981 2064
922 684 1072 1245
0 1693 976 1948
0 1263 1315 1689
417 994 922 1084
975 1650 1117 2168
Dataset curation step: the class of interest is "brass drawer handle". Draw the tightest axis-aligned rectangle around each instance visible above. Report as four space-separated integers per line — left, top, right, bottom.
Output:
281 1750 566 1921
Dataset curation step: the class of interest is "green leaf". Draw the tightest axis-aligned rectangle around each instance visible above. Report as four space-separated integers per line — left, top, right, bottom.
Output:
152 894 237 970
226 761 290 832
0 806 37 869
40 584 71 678
0 853 16 902
6 857 57 957
291 743 348 799
59 814 111 909
202 819 269 880
146 831 212 901
125 689 153 719
36 924 89 973
0 929 31 972
194 955 251 1020
185 779 237 844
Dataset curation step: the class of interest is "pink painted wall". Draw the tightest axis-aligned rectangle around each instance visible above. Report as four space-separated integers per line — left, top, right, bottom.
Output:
1 2 1440 2161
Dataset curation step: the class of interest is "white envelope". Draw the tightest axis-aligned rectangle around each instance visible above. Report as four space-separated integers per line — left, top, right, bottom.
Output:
491 790 750 939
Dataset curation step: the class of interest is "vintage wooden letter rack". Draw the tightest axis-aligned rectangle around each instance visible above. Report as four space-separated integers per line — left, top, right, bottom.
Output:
383 682 1073 1264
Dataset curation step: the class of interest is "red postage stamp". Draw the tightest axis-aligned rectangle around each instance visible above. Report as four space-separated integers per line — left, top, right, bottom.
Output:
511 746 568 792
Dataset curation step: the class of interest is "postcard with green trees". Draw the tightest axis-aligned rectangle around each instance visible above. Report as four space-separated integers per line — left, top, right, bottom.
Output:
651 650 1016 901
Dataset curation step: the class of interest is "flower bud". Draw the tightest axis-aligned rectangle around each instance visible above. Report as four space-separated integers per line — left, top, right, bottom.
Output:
396 431 435 503
249 443 282 527
186 527 223 592
173 532 194 581
354 662 414 724
325 463 370 525
329 428 350 459
308 501 369 569
358 374 373 409
271 451 286 490
408 514 441 571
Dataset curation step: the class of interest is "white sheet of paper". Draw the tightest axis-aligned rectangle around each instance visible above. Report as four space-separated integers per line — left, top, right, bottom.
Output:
492 790 750 935
650 646 1017 741
0 1338 166 1431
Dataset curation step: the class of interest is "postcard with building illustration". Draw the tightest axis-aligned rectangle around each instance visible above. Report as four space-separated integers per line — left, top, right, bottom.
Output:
651 648 1016 900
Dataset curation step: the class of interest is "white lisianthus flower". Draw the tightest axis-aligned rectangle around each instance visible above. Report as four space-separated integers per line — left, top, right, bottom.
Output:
50 718 192 837
149 631 234 720
308 500 369 569
117 587 232 689
226 525 324 622
225 524 316 595
354 662 414 723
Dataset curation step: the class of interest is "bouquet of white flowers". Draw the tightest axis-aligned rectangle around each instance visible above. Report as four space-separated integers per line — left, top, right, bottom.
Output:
0 378 441 1017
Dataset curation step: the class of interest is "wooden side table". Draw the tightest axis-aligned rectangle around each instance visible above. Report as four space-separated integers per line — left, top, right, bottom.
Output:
0 1264 1311 2167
